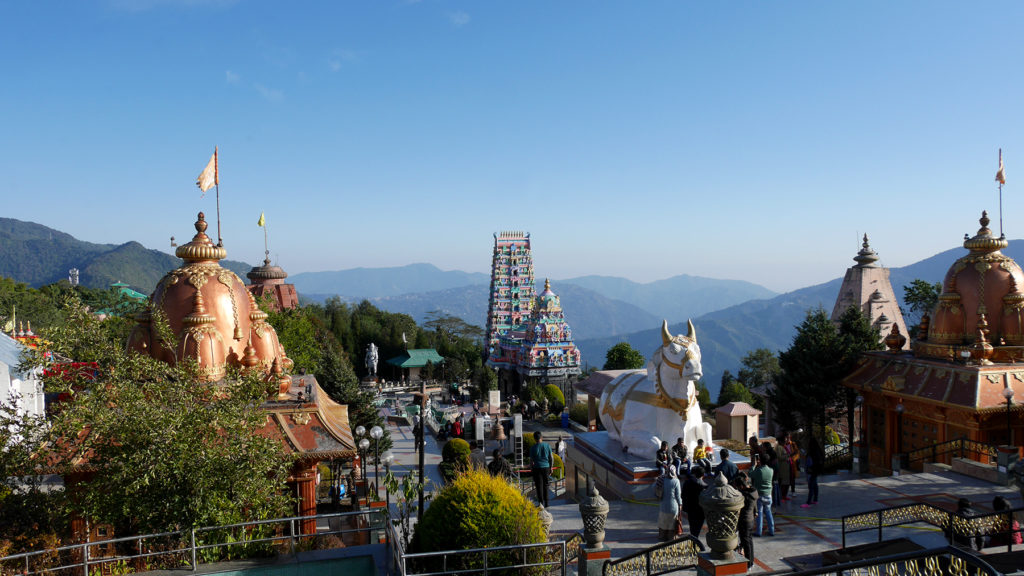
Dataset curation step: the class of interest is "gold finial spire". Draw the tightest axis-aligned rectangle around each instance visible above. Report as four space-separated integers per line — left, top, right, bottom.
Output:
175 212 227 263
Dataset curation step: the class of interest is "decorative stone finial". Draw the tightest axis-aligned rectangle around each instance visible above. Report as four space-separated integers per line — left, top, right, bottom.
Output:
853 234 879 268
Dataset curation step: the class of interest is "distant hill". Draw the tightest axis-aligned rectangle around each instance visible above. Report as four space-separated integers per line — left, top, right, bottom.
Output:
343 283 661 342
291 264 490 298
0 218 252 294
575 240 1024 400
559 274 777 323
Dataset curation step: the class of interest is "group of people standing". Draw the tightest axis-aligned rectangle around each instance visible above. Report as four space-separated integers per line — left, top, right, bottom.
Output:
653 432 828 569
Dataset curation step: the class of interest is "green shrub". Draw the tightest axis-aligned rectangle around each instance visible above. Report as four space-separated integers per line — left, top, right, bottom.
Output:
440 438 472 483
410 470 546 572
543 384 565 413
524 384 544 404
552 453 564 480
569 402 588 426
442 438 471 464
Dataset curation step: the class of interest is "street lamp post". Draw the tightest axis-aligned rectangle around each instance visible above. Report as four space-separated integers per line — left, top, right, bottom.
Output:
358 438 370 488
370 425 384 497
895 402 905 454
855 394 864 444
1003 387 1015 446
382 450 395 512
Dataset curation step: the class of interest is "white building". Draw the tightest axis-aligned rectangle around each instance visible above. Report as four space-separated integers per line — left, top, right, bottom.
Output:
0 331 45 420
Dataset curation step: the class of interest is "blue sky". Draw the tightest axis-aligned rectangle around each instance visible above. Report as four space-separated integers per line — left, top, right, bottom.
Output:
2 1 1023 293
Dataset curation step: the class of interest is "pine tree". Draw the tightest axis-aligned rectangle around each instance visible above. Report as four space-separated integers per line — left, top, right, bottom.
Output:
770 308 844 432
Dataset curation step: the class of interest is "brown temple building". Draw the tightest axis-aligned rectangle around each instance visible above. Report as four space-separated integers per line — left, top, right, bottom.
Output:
844 212 1023 475
246 252 299 311
122 212 353 534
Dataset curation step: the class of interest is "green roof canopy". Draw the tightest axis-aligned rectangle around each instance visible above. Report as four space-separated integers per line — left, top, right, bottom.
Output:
386 349 445 368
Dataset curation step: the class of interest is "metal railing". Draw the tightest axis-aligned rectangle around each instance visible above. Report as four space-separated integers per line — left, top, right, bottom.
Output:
841 502 1024 552
602 535 704 576
824 443 851 469
759 545 1002 576
0 508 387 576
902 437 999 469
400 539 570 576
514 467 567 500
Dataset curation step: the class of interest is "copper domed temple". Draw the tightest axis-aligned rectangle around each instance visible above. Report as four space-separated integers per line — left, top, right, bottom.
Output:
126 213 355 534
843 212 1023 476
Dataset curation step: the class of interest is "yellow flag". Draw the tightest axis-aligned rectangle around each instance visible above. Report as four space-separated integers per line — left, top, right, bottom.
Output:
996 150 1006 185
257 212 266 227
196 147 218 194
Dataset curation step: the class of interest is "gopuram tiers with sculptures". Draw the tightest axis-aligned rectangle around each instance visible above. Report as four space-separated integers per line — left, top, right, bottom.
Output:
485 232 582 395
124 212 355 535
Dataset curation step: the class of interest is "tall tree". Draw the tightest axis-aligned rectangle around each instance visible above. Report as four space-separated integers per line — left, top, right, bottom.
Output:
770 308 845 432
903 279 942 332
736 348 780 410
836 304 884 441
27 299 291 536
717 370 755 407
603 342 646 370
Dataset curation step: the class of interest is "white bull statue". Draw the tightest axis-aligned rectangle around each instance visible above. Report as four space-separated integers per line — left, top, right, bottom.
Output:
598 319 712 460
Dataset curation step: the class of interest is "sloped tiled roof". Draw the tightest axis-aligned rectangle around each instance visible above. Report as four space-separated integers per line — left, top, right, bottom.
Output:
386 349 445 368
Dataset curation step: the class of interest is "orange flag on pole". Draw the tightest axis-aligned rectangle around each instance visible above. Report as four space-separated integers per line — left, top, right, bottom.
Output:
197 147 218 195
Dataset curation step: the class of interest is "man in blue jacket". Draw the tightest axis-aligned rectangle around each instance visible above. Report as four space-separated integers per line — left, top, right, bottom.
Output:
530 431 552 507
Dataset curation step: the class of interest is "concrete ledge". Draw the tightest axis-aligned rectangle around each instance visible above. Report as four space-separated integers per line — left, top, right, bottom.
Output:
951 457 999 484
922 462 953 474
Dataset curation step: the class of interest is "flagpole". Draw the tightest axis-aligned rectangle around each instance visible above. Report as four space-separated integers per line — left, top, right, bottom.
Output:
264 221 269 262
214 147 223 247
999 148 1005 238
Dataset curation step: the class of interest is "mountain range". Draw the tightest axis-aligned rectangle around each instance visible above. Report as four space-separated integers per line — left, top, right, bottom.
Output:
573 240 1024 399
0 218 252 293
295 266 777 343
6 216 1020 403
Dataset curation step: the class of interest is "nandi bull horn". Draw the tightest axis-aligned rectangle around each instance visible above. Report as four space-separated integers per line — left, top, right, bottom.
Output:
662 319 698 346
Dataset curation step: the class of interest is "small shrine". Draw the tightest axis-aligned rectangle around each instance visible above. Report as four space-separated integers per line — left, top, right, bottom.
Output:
843 212 1024 475
246 256 299 311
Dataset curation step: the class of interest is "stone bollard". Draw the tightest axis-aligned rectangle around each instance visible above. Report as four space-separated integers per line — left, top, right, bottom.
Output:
696 472 748 576
577 479 612 576
579 479 610 548
538 504 553 539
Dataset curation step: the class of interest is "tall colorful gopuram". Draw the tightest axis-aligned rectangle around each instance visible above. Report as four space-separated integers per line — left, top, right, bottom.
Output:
485 231 536 359
485 231 581 393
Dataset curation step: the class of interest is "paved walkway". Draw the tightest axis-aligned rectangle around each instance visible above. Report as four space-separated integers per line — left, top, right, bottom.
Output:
376 396 1024 573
